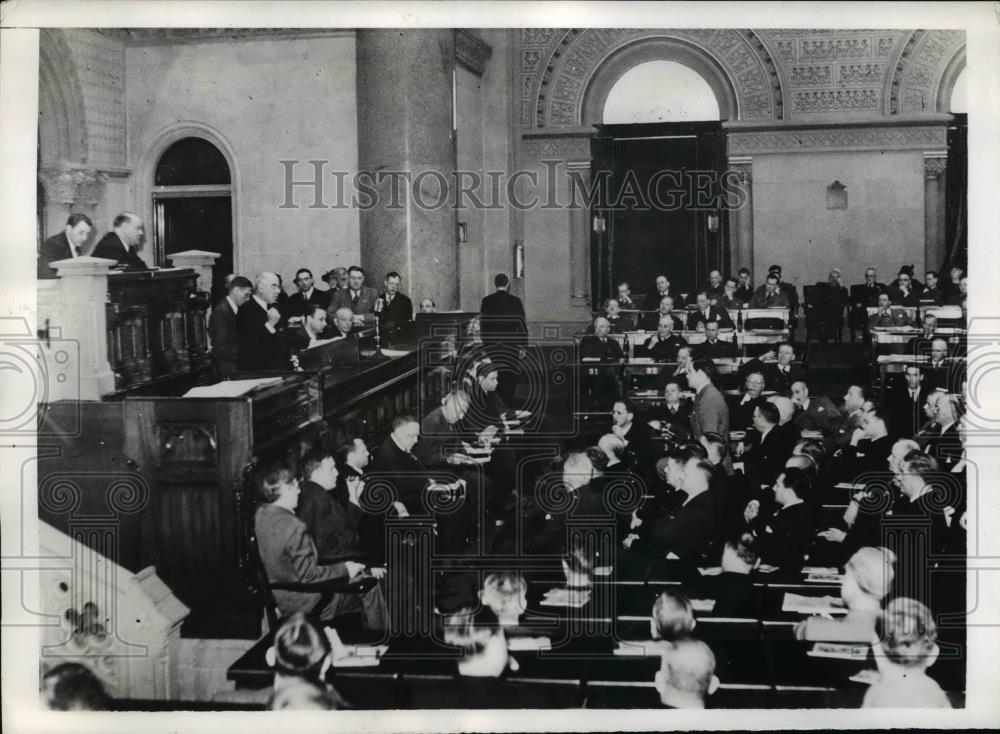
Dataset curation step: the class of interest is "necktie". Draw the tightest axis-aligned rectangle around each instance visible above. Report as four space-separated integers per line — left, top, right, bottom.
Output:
352 290 359 304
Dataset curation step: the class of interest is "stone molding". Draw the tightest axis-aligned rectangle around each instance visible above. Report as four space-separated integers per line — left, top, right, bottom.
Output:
455 30 493 76
728 124 947 155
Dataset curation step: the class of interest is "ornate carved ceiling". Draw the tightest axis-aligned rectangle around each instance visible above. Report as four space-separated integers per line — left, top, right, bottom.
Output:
519 28 966 128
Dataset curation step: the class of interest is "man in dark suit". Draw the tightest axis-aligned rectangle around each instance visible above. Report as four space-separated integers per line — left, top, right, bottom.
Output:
692 321 738 360
738 401 796 487
38 213 93 279
371 411 477 554
327 307 360 339
748 273 790 308
919 391 962 471
648 380 693 441
921 270 944 305
90 212 148 270
834 408 894 482
612 398 654 470
284 304 331 354
641 316 688 361
580 317 623 361
686 292 734 330
641 457 720 561
906 313 941 356
329 266 380 327
374 270 414 333
688 359 730 443
643 274 677 311
236 271 287 371
849 267 887 339
208 275 253 378
705 270 726 302
922 338 955 392
749 468 815 574
480 273 528 407
888 269 921 307
734 268 754 305
882 364 930 439
742 342 803 394
639 295 685 332
767 265 799 312
285 268 332 320
790 380 844 437
733 371 767 431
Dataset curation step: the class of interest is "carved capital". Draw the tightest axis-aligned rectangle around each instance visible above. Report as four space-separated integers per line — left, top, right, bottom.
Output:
727 156 753 183
74 170 109 207
923 153 947 180
455 30 492 76
38 167 79 205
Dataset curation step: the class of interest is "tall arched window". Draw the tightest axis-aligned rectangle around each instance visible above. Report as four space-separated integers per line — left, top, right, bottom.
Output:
153 137 234 300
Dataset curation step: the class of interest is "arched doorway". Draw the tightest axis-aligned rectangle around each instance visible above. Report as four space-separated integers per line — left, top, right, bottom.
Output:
586 52 732 306
152 137 234 301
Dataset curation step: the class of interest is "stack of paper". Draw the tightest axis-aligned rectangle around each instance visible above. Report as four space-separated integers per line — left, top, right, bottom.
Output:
507 636 552 652
331 644 389 667
613 640 669 656
782 593 847 615
539 587 591 607
690 598 716 612
183 377 282 398
805 572 844 584
380 348 412 357
807 642 869 660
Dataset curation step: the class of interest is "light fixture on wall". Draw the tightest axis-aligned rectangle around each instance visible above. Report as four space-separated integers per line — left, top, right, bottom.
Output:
706 214 719 233
457 221 468 243
592 215 606 234
826 181 848 209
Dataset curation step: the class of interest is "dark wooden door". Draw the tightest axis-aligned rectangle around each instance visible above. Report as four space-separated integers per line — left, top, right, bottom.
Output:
154 195 233 303
591 122 728 307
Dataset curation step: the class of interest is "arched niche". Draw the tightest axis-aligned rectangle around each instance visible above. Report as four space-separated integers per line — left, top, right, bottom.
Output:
937 48 966 113
602 60 721 124
38 29 87 165
581 38 738 126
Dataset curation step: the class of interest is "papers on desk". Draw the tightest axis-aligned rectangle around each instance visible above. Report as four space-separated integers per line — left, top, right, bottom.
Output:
380 348 412 357
631 357 654 364
633 390 659 397
802 566 839 576
807 642 870 661
805 572 844 584
593 565 613 577
691 598 716 612
698 566 723 576
849 669 882 685
834 482 868 491
614 640 669 656
507 636 552 652
782 593 847 615
331 644 389 667
800 430 823 439
183 377 283 398
540 587 591 607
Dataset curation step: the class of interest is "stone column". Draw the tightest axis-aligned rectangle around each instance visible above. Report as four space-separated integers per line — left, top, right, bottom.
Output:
169 250 221 293
73 170 109 223
566 161 591 306
48 256 117 400
38 167 78 241
923 153 948 272
727 156 754 276
356 30 459 309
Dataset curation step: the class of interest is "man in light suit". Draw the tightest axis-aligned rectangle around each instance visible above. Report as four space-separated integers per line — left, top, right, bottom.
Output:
38 213 93 279
790 380 844 437
91 212 148 270
209 275 253 378
329 265 379 326
689 358 730 442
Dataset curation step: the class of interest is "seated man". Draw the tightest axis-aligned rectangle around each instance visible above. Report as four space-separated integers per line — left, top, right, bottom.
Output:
38 212 93 279
254 460 367 622
749 271 790 309
295 448 387 629
580 316 624 361
329 265 379 326
737 401 797 488
651 589 697 643
888 268 921 307
869 292 913 328
834 407 895 481
640 455 720 561
419 297 436 313
654 638 719 709
660 345 692 391
743 468 815 574
641 316 688 362
734 268 754 304
643 274 676 311
922 339 956 392
718 276 744 309
611 398 655 469
790 380 843 437
686 291 734 330
616 281 638 310
768 264 799 311
600 298 634 333
285 304 331 354
647 380 692 442
918 391 962 471
742 341 803 395
921 270 944 305
849 267 888 338
327 306 360 339
705 270 725 302
733 371 767 431
286 268 332 320
692 321 738 360
639 295 685 332
944 274 967 306
907 313 940 355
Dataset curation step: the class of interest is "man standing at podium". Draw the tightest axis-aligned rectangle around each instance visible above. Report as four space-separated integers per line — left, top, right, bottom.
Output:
209 275 253 378
237 272 286 371
91 212 148 270
37 212 93 279
480 273 527 407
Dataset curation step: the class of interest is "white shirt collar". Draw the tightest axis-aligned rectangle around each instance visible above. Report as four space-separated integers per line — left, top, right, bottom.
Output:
226 295 239 314
253 294 269 310
302 287 314 299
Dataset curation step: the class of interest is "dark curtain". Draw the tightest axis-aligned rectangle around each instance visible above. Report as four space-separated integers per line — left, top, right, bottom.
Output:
942 113 967 272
